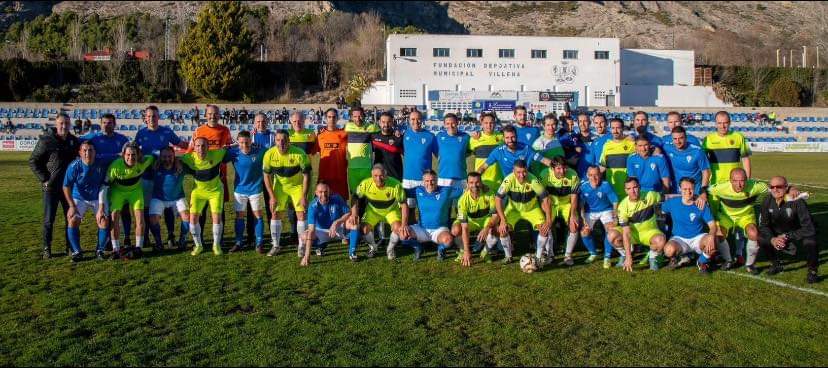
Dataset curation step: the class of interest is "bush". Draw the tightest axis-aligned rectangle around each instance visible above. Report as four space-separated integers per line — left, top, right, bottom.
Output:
767 77 802 107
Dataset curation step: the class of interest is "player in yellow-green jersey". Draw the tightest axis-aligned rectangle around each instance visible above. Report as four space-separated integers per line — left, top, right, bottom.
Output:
180 137 233 256
607 177 667 272
353 163 407 261
708 168 768 272
539 157 582 266
702 111 751 185
344 106 380 193
469 112 504 194
263 130 312 257
600 118 636 199
495 159 553 264
451 172 501 266
102 142 155 259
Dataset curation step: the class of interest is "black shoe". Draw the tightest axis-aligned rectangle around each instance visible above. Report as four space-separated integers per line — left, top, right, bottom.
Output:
111 249 122 260
229 243 244 253
42 249 52 260
177 239 187 251
132 247 143 259
766 262 783 275
96 250 105 260
807 271 819 284
153 242 164 252
167 239 176 249
71 252 82 263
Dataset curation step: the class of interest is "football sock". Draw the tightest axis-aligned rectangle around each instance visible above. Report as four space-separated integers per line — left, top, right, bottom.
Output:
364 232 377 252
746 239 759 266
234 218 245 244
717 239 733 262
270 220 282 248
136 235 144 250
254 218 264 245
212 224 222 248
67 227 81 254
582 235 597 255
485 234 498 251
348 229 359 256
112 239 121 252
179 221 190 245
536 234 549 259
500 236 513 258
564 232 578 257
190 223 203 248
96 228 108 252
149 222 162 248
604 236 614 258
296 221 307 244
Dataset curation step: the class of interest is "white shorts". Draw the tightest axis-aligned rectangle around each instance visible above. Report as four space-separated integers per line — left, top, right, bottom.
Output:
669 234 707 255
310 225 346 243
73 198 105 219
403 179 422 207
149 198 188 216
410 224 450 243
437 178 466 191
585 210 614 229
233 192 264 212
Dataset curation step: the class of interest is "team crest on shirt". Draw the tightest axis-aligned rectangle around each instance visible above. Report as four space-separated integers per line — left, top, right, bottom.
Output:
386 192 391 198
650 163 656 171
689 213 697 223
597 192 603 198
686 155 692 163
729 140 734 145
562 179 570 186
624 145 629 150
525 133 532 141
421 138 426 144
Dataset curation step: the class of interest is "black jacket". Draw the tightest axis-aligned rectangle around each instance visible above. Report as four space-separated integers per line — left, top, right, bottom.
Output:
758 197 816 241
28 128 80 192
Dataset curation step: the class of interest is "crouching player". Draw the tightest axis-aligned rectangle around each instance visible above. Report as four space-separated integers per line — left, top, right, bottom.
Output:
579 166 620 268
148 147 189 252
398 170 454 261
351 164 407 261
495 160 553 264
609 177 667 272
540 156 581 266
300 182 352 266
451 172 500 266
708 168 767 273
661 177 719 274
62 141 109 261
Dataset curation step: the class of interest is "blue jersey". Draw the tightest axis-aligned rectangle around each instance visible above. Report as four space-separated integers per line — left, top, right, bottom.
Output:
152 167 185 201
626 154 670 192
415 186 454 229
228 146 265 195
485 143 539 178
664 144 710 194
435 131 470 180
632 131 664 152
402 129 437 181
253 130 275 150
63 159 107 201
662 132 701 148
135 126 182 157
661 197 713 238
307 194 349 229
591 134 612 166
579 180 618 213
86 132 130 167
516 125 541 146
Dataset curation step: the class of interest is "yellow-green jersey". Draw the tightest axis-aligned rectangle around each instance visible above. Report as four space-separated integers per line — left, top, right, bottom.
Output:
355 177 406 212
496 172 548 212
289 128 318 155
470 132 504 193
617 191 661 231
530 135 566 175
702 131 751 184
107 155 156 191
344 122 380 169
539 167 580 206
456 190 495 223
600 137 635 198
180 149 229 192
708 179 768 219
262 145 311 188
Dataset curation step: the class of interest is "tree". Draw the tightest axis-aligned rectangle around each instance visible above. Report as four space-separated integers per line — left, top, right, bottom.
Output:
768 77 802 107
177 1 253 100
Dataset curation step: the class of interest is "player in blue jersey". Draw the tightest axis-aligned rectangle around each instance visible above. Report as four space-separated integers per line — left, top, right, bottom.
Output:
662 111 701 148
477 125 549 178
573 113 607 178
631 111 664 154
396 170 455 261
148 147 190 252
664 126 711 196
62 141 109 262
300 182 353 266
589 114 611 165
513 105 540 146
251 112 276 150
626 136 671 193
661 177 719 274
401 110 437 219
226 131 267 253
435 113 471 200
578 166 622 267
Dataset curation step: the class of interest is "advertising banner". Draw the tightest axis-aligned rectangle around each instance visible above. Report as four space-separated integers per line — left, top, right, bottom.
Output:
482 100 517 112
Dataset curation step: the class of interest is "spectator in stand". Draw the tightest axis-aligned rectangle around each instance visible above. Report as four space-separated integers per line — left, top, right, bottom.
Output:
73 119 83 135
5 118 15 134
193 105 200 124
239 107 249 125
83 119 92 133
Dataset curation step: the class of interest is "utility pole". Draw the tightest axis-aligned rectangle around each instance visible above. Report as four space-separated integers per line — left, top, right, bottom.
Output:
164 17 170 61
803 46 807 68
791 49 795 68
776 49 780 67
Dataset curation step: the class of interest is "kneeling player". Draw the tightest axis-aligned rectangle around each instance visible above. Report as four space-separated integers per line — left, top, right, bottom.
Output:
148 147 190 252
495 160 553 264
579 166 621 268
540 157 581 266
608 177 667 272
662 177 719 274
300 182 352 266
351 164 407 261
451 172 500 266
63 141 109 261
397 170 454 261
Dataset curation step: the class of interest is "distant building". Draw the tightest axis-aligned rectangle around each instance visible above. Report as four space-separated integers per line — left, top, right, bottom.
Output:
83 49 152 62
361 34 729 111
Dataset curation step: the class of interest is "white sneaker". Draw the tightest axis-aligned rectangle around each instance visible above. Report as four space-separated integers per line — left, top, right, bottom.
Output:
267 246 280 257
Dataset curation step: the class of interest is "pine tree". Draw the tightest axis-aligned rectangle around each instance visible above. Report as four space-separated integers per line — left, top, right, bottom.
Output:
177 1 253 100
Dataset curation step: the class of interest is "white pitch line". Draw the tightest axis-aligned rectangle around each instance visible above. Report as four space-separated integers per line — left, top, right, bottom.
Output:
726 271 828 298
810 210 828 216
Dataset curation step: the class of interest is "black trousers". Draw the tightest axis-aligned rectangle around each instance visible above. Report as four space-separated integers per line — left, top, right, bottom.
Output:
42 191 69 253
760 235 819 272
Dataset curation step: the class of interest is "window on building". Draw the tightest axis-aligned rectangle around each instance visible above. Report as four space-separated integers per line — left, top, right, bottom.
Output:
400 48 417 57
563 50 579 59
594 51 610 60
531 49 547 59
499 49 515 58
594 91 607 100
466 48 483 58
433 48 450 57
399 89 417 98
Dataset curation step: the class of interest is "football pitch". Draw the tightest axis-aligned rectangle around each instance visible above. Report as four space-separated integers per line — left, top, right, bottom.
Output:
0 152 826 366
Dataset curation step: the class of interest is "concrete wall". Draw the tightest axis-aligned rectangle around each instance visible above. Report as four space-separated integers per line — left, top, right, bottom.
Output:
621 49 695 86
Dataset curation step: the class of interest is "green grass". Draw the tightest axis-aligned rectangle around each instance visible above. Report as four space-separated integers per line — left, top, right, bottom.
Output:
0 152 827 366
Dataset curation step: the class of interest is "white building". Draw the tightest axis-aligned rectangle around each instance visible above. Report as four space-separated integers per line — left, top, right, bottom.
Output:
361 34 729 111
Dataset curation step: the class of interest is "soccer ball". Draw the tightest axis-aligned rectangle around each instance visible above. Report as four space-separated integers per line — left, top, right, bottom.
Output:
520 254 539 273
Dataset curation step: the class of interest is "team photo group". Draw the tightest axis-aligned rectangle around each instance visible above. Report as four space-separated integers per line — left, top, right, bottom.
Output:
31 104 819 283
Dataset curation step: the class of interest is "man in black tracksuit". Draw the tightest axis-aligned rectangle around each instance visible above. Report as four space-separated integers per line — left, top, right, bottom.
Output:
29 114 80 259
758 176 819 284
